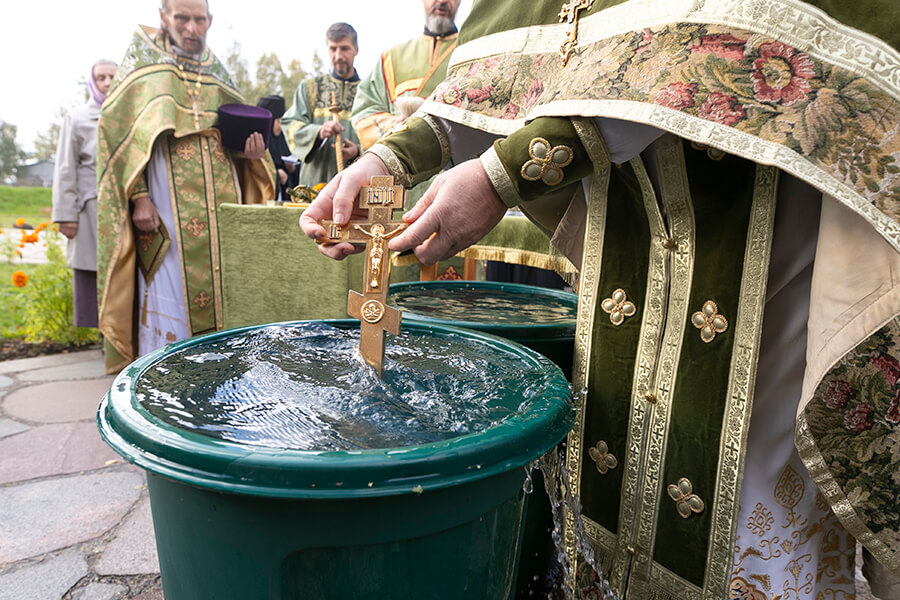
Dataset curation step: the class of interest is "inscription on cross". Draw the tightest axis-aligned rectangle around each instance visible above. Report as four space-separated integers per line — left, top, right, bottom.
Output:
316 176 408 375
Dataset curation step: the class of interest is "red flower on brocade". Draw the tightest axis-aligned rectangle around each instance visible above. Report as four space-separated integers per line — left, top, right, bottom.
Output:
844 402 875 433
634 28 653 55
871 353 900 387
698 92 746 126
465 85 494 104
504 102 520 119
823 380 855 409
483 57 502 69
886 390 900 425
655 82 698 110
751 42 815 106
442 86 462 106
691 33 748 61
465 63 482 77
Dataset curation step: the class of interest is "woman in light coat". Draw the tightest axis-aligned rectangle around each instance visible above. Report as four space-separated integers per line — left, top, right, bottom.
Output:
51 59 117 328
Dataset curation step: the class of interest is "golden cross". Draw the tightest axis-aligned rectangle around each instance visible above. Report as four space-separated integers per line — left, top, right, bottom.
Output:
316 175 408 375
558 0 594 66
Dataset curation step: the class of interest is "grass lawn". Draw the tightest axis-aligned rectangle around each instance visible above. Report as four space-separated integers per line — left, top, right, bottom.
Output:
0 262 28 337
0 186 53 230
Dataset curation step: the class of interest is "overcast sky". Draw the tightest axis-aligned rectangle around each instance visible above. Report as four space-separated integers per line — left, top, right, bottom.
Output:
0 1 472 154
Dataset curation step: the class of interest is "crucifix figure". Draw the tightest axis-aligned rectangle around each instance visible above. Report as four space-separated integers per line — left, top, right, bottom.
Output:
558 0 594 66
316 175 408 375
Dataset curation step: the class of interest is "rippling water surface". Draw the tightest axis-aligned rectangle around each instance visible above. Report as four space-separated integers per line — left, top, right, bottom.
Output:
137 323 562 451
390 286 576 324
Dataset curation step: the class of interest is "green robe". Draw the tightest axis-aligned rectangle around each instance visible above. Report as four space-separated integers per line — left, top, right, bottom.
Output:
367 1 900 597
281 73 361 187
97 26 275 374
351 31 458 151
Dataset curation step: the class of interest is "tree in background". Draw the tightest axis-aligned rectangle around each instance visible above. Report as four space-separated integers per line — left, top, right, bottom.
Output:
221 43 324 106
0 122 25 182
32 108 69 161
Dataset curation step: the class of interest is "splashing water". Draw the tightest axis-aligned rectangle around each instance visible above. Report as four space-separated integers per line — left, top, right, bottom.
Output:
136 322 562 451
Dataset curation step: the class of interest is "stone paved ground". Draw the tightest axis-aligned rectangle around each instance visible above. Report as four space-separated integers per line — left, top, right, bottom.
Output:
0 350 163 600
0 349 884 599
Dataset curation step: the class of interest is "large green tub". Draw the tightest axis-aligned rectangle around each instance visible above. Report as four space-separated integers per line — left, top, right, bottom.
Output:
389 280 578 380
97 320 573 599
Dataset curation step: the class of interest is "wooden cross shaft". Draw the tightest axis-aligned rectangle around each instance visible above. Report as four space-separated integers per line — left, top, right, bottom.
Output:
316 175 408 375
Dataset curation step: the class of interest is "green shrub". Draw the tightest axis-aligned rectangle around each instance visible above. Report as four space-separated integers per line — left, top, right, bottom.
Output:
7 229 99 345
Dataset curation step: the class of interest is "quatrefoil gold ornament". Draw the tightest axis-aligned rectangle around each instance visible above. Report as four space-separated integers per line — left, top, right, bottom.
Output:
588 440 618 474
691 300 728 343
601 288 636 326
667 477 705 519
520 138 574 186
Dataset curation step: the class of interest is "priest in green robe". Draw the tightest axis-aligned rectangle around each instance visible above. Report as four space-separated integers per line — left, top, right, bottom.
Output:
302 0 900 598
281 23 361 188
350 0 460 151
97 0 275 375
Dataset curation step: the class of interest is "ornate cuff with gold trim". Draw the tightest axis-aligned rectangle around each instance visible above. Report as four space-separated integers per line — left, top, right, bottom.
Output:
367 144 414 188
493 116 595 203
420 113 451 169
481 145 522 208
374 116 445 187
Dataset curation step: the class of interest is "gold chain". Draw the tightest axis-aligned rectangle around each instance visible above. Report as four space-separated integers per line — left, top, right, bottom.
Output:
176 60 203 129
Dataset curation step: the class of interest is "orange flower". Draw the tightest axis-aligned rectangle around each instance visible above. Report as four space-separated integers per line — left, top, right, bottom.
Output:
15 217 25 227
51 225 58 232
15 250 22 257
11 271 28 288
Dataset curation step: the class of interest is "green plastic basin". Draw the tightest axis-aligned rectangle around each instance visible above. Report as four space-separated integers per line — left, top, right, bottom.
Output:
97 320 573 600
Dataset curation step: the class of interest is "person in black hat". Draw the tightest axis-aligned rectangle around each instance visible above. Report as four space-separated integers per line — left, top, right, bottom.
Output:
257 95 298 201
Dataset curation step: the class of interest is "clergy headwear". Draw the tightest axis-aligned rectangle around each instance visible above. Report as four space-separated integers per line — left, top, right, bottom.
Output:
257 95 286 120
216 103 272 151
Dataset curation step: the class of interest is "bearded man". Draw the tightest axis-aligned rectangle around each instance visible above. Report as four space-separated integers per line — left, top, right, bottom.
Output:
281 23 361 188
303 0 900 597
97 0 275 374
351 0 461 151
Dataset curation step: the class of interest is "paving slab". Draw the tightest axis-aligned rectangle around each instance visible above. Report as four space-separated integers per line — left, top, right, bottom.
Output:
71 582 127 600
132 590 163 600
17 358 107 383
0 551 88 600
0 375 12 389
0 471 143 563
0 350 102 376
3 379 113 423
95 498 160 576
0 422 120 485
0 418 29 439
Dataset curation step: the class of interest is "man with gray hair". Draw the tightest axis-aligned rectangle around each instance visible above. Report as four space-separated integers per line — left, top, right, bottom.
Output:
281 22 362 187
351 0 461 152
96 0 274 374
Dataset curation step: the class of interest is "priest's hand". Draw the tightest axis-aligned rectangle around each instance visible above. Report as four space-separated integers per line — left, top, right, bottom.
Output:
57 222 78 239
299 152 389 260
320 121 344 139
388 159 506 265
340 140 359 162
242 132 266 160
131 196 161 232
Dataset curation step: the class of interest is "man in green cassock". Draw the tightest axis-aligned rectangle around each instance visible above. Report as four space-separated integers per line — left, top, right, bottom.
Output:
281 23 361 188
303 0 900 597
351 0 461 152
97 0 275 375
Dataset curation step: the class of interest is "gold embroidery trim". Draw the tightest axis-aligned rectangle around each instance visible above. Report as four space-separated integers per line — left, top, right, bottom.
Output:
601 288 637 326
421 113 452 168
481 145 522 208
571 116 611 167
691 300 729 343
520 137 574 186
366 144 414 188
565 166 611 594
702 164 777 599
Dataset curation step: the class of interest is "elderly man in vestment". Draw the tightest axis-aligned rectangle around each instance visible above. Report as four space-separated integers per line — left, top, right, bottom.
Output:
52 58 117 329
302 0 900 598
350 0 460 151
281 23 361 188
97 0 274 374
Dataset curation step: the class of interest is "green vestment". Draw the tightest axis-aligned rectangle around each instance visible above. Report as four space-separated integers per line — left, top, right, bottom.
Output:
351 31 458 151
281 73 361 187
97 26 275 374
367 1 900 597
